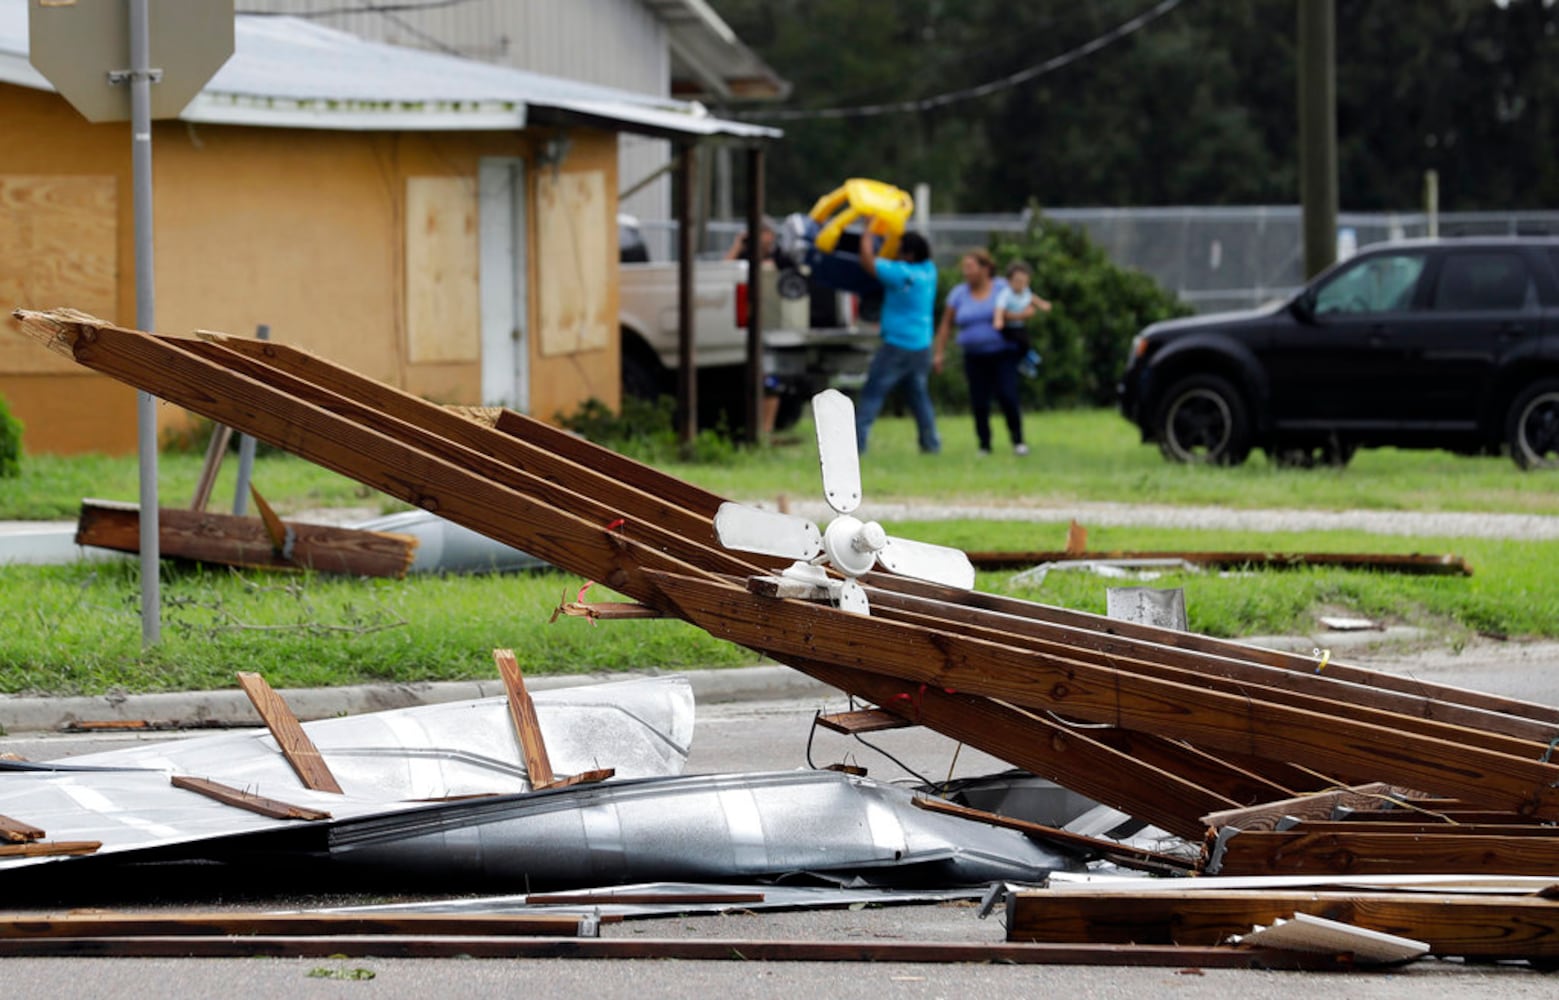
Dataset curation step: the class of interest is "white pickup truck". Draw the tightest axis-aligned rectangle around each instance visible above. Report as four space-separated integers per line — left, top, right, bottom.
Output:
617 217 878 431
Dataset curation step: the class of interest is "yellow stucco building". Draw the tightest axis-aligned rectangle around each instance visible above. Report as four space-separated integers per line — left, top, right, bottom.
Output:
0 11 773 453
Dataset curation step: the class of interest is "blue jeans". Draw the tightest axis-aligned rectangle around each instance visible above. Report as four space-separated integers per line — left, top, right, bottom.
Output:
855 343 940 454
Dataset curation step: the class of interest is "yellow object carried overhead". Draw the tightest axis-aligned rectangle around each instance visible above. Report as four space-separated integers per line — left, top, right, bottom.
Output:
808 178 915 259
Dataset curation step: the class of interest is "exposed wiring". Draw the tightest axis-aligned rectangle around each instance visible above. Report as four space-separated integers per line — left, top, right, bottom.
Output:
746 0 1187 121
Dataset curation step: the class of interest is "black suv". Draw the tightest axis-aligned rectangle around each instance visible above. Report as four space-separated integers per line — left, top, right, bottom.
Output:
1119 237 1559 468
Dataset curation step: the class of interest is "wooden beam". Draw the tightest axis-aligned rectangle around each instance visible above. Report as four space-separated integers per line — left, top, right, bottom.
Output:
1209 828 1559 877
190 424 233 512
1006 889 1559 960
0 935 1348 968
647 571 1559 820
862 571 1559 728
1201 782 1405 831
0 841 100 858
815 708 916 735
493 648 555 788
969 549 1472 576
0 814 44 844
540 768 616 790
169 775 332 821
0 912 589 940
234 672 343 794
853 578 1559 748
912 796 1194 875
75 500 418 577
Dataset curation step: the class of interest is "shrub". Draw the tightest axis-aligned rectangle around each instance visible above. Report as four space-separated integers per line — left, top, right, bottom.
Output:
931 208 1192 412
558 395 737 465
0 393 22 478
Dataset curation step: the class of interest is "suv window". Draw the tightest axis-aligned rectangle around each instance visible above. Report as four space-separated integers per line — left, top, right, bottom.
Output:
1431 252 1536 311
1313 253 1426 316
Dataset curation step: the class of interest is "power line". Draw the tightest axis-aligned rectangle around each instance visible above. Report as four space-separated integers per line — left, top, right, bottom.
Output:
745 0 1187 122
236 0 483 18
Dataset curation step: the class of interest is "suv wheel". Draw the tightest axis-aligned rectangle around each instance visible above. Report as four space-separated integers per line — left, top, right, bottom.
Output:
1154 374 1252 466
1507 379 1559 470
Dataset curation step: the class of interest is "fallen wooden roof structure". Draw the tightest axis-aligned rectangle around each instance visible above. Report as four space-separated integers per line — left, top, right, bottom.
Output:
15 307 1559 966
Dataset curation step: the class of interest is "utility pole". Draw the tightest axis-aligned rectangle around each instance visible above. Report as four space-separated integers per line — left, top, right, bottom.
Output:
1297 0 1337 280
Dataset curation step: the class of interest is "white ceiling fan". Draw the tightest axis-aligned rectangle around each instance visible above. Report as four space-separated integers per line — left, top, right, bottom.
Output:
713 389 976 615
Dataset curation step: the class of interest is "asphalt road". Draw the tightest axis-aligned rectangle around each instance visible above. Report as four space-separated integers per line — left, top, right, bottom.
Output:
3 648 1558 998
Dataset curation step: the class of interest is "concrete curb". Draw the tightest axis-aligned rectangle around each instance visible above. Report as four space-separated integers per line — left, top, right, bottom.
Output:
0 665 832 735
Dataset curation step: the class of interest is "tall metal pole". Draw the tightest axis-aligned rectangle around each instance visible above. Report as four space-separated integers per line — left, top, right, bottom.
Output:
743 145 765 445
676 144 697 448
129 0 160 645
1298 0 1338 280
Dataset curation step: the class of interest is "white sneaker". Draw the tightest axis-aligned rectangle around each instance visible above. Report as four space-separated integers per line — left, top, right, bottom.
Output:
1014 443 1030 457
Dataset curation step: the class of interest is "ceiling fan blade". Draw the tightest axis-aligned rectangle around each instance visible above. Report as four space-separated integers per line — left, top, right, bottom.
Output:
837 578 870 616
812 389 862 514
713 502 823 560
877 536 977 590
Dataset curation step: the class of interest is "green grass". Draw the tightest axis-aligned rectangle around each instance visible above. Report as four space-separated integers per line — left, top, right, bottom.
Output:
0 452 395 520
665 409 1559 515
0 520 1550 697
5 409 1556 521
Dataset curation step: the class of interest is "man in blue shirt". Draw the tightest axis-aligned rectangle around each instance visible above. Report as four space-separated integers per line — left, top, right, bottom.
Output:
854 226 940 454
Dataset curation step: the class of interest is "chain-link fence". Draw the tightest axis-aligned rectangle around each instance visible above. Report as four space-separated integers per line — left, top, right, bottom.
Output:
641 208 1559 315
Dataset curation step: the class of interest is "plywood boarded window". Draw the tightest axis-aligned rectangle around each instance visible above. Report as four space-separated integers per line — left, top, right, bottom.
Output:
405 176 480 365
0 176 117 374
536 168 610 357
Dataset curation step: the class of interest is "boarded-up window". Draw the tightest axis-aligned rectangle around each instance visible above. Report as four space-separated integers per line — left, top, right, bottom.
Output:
536 168 610 357
405 176 480 364
0 176 117 374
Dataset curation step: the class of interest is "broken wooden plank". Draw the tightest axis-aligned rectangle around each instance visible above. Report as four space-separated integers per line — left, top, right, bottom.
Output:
0 814 45 844
169 775 333 821
1201 783 1406 831
493 648 555 788
0 841 101 858
234 672 343 794
1006 889 1559 960
648 571 1559 820
75 500 418 578
0 935 1350 968
912 796 1193 875
551 600 665 622
0 912 590 940
815 708 916 736
541 768 616 790
1208 828 1559 877
968 549 1473 576
190 424 234 512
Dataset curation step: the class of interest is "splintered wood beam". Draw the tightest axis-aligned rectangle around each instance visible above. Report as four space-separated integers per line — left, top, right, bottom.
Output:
190 424 234 511
0 841 101 858
1201 782 1405 831
853 579 1559 749
863 571 1559 729
0 912 591 940
181 333 742 575
0 814 45 844
792 660 1235 841
1208 828 1559 877
912 796 1194 876
1005 889 1559 960
542 768 617 790
646 571 1559 820
235 672 343 794
494 648 555 788
815 708 916 735
967 549 1472 576
169 775 333 821
75 500 419 577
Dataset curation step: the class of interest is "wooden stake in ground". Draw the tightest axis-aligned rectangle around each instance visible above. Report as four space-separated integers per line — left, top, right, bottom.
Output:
234 672 343 794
